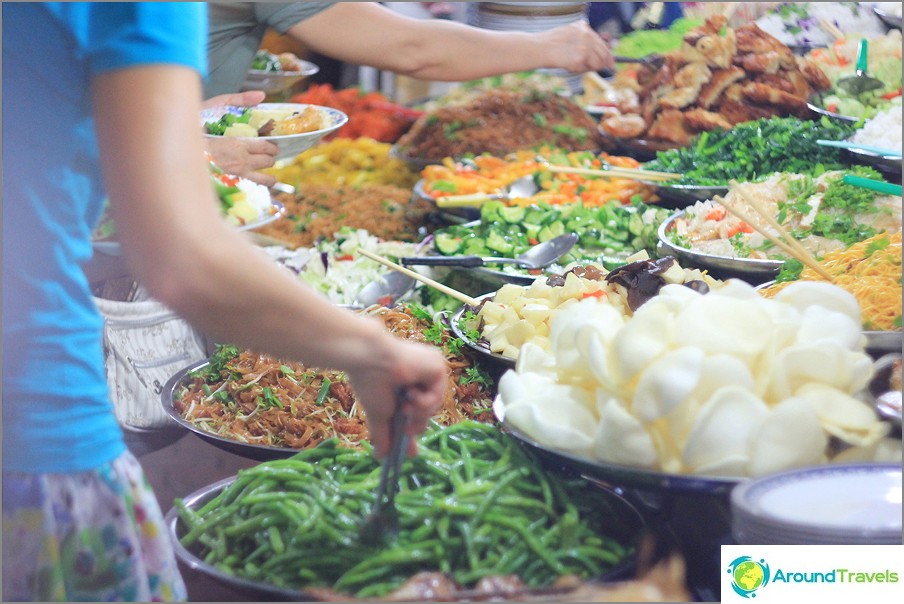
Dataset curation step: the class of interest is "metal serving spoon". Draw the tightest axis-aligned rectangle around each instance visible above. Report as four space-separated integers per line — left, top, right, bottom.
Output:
613 53 667 71
433 175 540 209
400 232 578 270
354 271 416 307
836 39 883 96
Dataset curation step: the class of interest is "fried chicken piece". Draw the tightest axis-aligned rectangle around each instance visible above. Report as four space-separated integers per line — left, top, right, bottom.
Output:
684 107 733 132
753 72 797 94
718 98 781 125
647 109 696 145
681 27 737 69
796 55 832 91
721 82 745 103
735 23 794 57
757 69 814 99
735 50 792 74
686 15 727 38
659 62 712 109
698 66 746 108
600 113 648 139
741 82 808 114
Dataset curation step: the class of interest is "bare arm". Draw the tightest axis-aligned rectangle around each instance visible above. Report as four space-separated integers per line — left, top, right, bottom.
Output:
91 65 447 456
290 3 613 81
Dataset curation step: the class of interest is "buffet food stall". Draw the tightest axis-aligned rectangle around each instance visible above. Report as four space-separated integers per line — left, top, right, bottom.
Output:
104 4 903 601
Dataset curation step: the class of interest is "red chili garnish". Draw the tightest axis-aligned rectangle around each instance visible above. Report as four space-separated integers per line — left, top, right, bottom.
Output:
336 254 355 261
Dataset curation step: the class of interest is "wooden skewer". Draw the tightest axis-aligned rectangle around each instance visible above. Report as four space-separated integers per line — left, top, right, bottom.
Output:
357 249 480 307
818 17 845 41
545 165 684 182
714 185 835 283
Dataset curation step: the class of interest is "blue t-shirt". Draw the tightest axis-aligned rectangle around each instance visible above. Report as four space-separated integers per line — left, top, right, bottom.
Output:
1 2 207 473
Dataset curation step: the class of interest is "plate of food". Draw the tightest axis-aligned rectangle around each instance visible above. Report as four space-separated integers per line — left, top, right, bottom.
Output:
161 304 498 460
201 103 348 161
92 163 286 256
241 50 319 95
166 420 646 601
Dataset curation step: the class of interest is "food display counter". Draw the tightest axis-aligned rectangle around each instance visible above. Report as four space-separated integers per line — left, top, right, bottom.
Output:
117 4 902 602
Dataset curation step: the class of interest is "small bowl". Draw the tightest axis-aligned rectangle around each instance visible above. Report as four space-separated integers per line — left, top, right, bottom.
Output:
201 103 348 161
240 60 320 95
657 211 783 283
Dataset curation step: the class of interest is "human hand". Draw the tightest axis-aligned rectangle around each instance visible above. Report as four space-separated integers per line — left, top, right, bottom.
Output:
346 330 448 459
204 136 279 186
202 89 267 111
542 20 615 73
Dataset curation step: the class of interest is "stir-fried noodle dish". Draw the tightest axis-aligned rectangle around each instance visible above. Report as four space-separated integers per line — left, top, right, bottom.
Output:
172 304 495 449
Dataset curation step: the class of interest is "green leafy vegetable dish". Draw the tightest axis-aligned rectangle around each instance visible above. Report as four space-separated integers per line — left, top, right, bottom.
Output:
645 116 860 186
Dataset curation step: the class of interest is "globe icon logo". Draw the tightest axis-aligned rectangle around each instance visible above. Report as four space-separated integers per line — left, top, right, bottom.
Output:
727 556 770 598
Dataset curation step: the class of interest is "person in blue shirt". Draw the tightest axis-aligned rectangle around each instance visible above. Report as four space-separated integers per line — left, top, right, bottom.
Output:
2 3 448 601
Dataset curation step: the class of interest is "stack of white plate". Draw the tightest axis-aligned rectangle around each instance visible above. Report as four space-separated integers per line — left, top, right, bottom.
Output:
731 463 902 545
467 2 589 92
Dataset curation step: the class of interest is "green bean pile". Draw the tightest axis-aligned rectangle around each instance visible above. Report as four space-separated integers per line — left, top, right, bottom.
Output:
175 421 635 598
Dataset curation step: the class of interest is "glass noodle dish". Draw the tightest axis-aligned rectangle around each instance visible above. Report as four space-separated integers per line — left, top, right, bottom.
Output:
665 169 902 262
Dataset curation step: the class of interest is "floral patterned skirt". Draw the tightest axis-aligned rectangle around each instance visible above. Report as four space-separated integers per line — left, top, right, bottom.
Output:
2 452 187 602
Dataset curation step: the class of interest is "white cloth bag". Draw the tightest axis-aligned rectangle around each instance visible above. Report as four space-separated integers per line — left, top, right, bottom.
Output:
94 294 208 431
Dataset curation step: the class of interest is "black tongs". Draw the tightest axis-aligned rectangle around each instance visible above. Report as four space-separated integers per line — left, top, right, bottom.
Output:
360 388 410 546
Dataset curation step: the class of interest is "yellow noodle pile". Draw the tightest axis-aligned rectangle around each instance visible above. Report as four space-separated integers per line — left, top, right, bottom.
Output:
761 231 902 331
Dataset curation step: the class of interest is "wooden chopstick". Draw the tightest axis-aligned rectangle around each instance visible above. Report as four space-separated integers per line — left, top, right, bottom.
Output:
545 165 684 182
716 182 835 282
818 17 845 41
357 249 480 307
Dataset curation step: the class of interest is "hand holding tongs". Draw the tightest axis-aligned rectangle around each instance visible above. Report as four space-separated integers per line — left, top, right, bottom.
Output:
360 388 410 546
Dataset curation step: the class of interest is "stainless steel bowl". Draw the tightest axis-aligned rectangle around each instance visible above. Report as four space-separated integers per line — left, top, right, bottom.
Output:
647 182 730 209
842 147 903 180
493 396 741 496
657 211 783 283
161 360 301 461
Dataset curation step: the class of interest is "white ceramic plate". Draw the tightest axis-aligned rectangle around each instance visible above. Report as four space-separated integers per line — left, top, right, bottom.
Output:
93 201 285 257
731 463 902 544
201 103 347 161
